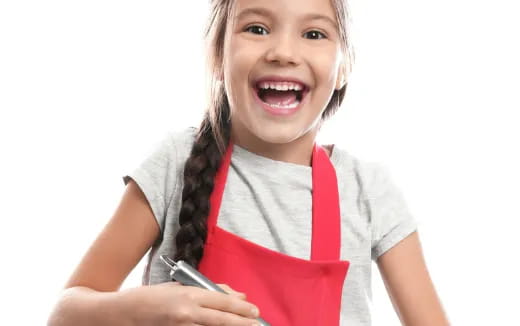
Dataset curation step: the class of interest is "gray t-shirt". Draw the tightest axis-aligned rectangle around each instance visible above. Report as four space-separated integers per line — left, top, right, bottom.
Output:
122 126 418 326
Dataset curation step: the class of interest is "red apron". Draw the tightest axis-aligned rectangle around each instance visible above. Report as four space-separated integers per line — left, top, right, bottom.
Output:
198 140 350 325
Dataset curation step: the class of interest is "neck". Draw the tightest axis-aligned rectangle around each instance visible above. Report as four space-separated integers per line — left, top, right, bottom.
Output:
230 123 319 167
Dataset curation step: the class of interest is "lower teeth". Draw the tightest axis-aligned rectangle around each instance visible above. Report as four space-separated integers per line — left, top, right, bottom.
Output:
266 101 300 109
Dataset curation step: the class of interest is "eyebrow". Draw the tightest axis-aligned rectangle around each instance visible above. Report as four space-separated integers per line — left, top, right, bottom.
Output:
235 7 338 29
302 13 338 29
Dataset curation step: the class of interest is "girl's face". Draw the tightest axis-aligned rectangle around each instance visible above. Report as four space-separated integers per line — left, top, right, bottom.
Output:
222 0 345 148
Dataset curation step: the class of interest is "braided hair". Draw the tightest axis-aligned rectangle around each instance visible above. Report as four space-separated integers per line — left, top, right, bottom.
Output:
173 100 231 268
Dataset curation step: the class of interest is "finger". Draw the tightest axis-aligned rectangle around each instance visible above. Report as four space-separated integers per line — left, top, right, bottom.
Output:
190 287 259 319
227 291 247 300
236 292 247 300
218 284 247 299
193 306 260 326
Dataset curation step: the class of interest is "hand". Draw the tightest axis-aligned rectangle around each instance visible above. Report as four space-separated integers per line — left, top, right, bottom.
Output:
120 281 261 325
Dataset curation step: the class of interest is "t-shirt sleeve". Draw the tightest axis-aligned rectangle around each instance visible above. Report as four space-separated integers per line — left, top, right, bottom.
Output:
365 162 419 261
122 131 180 235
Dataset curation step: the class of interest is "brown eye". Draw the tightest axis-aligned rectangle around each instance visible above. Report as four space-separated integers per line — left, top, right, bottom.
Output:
304 30 327 40
245 25 268 35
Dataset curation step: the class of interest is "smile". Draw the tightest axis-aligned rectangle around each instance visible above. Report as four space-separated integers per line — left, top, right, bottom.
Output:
252 76 310 116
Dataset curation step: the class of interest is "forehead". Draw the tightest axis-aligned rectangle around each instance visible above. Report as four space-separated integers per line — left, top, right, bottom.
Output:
232 0 337 26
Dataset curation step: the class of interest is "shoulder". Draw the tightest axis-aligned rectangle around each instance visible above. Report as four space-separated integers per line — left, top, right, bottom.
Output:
326 142 389 199
165 125 198 147
157 126 198 160
131 126 197 176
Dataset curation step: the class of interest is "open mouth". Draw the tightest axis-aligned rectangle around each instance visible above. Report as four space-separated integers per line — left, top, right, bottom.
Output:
253 80 309 110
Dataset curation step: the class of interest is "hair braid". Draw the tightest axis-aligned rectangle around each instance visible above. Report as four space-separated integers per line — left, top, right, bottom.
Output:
173 107 231 269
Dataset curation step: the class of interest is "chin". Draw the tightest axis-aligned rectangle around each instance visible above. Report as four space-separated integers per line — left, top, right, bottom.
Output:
252 125 305 144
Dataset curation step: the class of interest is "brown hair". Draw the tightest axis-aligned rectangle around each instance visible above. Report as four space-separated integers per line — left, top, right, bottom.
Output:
173 0 356 268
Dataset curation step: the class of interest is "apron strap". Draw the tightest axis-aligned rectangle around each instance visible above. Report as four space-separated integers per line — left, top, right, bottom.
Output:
311 144 341 261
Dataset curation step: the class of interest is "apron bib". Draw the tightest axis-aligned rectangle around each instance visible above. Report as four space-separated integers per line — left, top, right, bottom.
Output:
198 140 350 325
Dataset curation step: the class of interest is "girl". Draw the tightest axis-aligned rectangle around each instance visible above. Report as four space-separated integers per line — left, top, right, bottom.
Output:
48 0 449 325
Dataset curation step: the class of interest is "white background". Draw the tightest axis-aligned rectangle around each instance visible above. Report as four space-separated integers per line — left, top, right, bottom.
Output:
1 0 519 325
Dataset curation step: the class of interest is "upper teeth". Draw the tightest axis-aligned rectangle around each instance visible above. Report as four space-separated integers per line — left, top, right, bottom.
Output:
258 81 304 91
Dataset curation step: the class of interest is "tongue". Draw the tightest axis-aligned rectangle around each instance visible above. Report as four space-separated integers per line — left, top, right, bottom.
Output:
262 89 298 105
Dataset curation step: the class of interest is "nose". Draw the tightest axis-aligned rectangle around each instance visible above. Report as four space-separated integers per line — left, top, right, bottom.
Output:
265 33 301 66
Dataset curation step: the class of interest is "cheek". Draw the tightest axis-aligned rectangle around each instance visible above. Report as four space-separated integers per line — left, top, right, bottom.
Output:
308 46 341 84
224 38 258 112
225 38 258 79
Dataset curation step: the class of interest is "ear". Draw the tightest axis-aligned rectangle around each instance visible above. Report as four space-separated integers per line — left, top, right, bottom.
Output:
334 61 347 90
